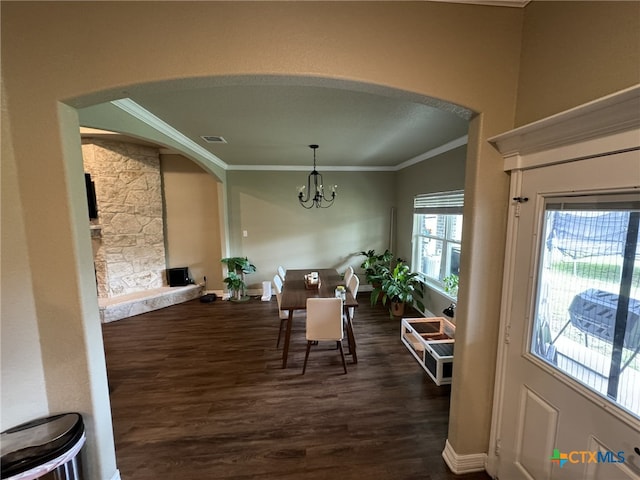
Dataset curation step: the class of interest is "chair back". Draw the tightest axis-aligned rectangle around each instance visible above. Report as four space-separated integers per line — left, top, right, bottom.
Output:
347 273 359 296
273 274 283 293
273 275 288 320
347 273 360 319
306 298 344 341
343 266 354 288
277 266 286 282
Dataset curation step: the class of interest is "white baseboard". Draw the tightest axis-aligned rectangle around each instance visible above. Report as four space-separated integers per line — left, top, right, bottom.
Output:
109 469 121 480
442 439 487 474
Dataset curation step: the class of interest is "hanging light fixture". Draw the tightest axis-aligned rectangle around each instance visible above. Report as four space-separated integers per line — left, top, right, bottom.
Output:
297 144 337 209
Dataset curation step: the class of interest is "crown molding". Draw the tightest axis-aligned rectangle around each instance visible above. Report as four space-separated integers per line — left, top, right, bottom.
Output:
489 85 640 170
431 0 531 7
396 135 468 170
227 164 396 172
112 99 468 173
110 98 228 170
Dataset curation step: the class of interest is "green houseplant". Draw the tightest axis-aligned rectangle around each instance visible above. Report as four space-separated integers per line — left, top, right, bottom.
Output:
372 261 425 317
221 257 256 301
359 249 393 288
443 273 459 297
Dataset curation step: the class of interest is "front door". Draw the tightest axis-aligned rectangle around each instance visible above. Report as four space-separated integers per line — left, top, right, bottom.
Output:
494 149 640 480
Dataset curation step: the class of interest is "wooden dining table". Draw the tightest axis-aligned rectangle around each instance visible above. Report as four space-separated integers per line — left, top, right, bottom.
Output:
280 268 359 368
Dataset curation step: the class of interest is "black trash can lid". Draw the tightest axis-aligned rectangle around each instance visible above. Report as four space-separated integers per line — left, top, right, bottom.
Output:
1 413 84 479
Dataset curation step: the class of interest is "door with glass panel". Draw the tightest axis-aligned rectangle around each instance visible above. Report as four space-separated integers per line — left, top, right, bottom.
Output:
495 150 640 480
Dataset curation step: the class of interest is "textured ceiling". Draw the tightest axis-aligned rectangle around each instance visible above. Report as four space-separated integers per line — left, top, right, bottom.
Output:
125 83 471 169
77 0 537 169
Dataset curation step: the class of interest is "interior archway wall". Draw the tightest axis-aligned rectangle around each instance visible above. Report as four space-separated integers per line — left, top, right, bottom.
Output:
2 2 525 478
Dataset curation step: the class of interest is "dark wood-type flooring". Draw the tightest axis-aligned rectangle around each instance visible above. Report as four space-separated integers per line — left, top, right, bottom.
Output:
102 292 492 480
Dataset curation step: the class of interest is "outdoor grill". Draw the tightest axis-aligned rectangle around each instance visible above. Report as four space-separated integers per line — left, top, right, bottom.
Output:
568 288 640 350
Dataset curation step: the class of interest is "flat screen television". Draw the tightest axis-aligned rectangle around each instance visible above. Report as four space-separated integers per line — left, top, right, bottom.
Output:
85 173 98 219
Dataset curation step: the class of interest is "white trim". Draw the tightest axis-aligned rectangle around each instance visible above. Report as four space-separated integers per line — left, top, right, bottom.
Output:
396 135 468 170
486 169 523 477
489 85 640 170
109 470 122 480
442 439 487 474
227 164 396 172
432 0 530 7
111 98 228 170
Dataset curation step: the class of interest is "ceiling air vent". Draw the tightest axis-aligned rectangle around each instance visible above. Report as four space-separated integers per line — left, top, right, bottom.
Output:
201 135 227 144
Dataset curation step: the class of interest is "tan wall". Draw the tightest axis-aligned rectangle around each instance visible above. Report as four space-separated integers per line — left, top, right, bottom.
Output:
2 2 635 477
226 170 396 288
1 83 50 429
161 154 224 289
515 1 640 126
395 145 467 317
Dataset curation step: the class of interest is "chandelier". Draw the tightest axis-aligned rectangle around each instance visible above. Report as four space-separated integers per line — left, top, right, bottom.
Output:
297 144 337 209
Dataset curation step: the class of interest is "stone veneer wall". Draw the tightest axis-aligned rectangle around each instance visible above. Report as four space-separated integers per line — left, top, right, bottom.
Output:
83 139 167 298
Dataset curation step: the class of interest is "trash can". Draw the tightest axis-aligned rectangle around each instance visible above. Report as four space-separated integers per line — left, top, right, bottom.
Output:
261 280 272 301
1 413 85 480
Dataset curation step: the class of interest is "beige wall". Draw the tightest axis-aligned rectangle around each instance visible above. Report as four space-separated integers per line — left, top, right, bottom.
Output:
2 2 637 478
227 170 396 288
1 84 50 429
161 154 224 289
516 1 640 125
395 145 467 316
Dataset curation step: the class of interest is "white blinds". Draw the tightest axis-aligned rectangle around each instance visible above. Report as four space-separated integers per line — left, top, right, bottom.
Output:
414 190 464 215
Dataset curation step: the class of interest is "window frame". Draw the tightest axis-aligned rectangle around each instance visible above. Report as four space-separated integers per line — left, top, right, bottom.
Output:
527 192 640 420
411 190 464 298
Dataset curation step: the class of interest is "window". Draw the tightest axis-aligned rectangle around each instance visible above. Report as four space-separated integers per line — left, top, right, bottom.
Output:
412 190 463 297
531 193 640 419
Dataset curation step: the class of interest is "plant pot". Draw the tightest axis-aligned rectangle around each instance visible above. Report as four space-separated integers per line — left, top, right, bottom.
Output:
390 301 405 317
230 296 251 302
230 290 250 302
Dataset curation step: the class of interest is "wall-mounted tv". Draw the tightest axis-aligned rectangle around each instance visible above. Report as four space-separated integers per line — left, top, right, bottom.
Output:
85 173 98 219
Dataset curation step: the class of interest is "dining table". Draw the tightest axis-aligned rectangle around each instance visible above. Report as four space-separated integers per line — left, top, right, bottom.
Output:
279 268 359 368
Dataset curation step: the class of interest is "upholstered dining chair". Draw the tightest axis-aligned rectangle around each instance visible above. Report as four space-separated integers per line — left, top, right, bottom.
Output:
303 298 347 374
347 273 360 321
273 274 289 348
343 266 354 290
277 266 286 283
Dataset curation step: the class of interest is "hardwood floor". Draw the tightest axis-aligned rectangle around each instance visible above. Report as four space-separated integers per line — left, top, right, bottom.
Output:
102 293 492 480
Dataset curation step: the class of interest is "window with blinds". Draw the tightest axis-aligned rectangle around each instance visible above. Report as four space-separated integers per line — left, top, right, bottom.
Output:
412 190 464 297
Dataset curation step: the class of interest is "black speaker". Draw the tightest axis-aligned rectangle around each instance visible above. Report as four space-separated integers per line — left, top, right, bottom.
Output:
167 267 190 287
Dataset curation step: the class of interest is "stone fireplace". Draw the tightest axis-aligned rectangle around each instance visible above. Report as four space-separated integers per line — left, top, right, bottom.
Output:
83 138 200 321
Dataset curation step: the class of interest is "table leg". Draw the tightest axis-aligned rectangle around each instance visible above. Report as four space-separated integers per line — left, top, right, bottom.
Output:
282 309 295 368
344 309 358 364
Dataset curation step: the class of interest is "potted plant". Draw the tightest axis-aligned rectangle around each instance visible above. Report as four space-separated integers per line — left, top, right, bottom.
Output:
443 273 459 297
372 261 425 317
359 249 393 288
221 257 256 301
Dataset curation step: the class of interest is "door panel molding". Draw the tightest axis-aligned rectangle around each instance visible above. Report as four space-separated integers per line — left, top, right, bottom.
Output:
515 386 559 480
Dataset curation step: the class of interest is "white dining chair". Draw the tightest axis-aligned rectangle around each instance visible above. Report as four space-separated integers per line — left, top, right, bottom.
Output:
273 275 289 348
343 265 354 289
303 298 347 374
347 273 360 321
277 266 286 283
